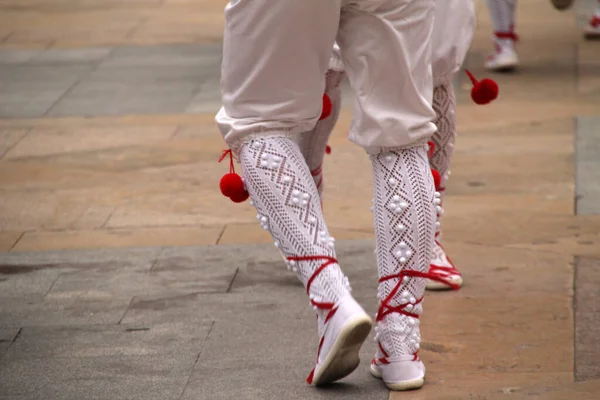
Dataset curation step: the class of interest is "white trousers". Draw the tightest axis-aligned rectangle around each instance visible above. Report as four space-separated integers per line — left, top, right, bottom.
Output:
431 0 476 86
329 0 476 86
216 0 437 155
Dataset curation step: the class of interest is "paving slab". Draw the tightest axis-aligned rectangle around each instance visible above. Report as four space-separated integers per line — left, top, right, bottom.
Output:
0 128 28 159
0 65 92 118
0 327 20 359
28 47 113 65
181 357 387 400
0 266 63 299
576 116 600 215
0 295 132 329
3 125 176 159
46 67 204 116
0 49 39 65
484 379 600 400
574 257 600 382
0 353 198 400
99 43 222 68
3 322 212 359
0 231 23 251
0 246 162 265
12 225 224 252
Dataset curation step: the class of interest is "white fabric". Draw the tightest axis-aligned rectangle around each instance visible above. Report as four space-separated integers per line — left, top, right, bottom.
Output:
216 0 437 155
327 0 475 86
431 0 476 86
239 136 349 336
371 145 436 357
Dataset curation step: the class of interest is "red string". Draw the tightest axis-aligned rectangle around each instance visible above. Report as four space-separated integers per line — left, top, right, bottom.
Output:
465 69 479 86
494 31 519 41
372 267 459 367
591 16 600 28
287 255 339 384
218 149 235 174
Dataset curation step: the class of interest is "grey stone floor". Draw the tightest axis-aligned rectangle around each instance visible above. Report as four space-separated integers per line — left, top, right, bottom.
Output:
0 241 388 400
576 116 600 215
0 44 225 118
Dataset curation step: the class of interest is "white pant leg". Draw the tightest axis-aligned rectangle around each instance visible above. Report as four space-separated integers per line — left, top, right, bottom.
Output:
216 0 341 153
336 0 437 154
432 0 476 86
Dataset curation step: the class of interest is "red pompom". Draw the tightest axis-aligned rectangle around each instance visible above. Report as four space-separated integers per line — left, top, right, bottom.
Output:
319 93 332 120
218 150 249 203
220 173 247 199
431 169 442 190
229 189 250 203
465 70 499 105
325 145 332 155
472 79 499 105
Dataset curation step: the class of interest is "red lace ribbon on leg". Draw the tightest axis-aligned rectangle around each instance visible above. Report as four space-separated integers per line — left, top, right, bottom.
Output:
310 164 324 192
494 31 519 41
287 255 340 384
429 239 461 285
372 268 458 366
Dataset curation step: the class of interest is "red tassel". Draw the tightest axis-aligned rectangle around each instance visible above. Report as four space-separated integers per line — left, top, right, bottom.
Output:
319 93 332 120
465 70 499 105
218 149 249 203
325 145 331 155
431 169 442 190
427 141 435 159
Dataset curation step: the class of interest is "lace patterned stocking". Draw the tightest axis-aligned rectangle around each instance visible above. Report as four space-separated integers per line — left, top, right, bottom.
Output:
297 70 345 198
486 0 517 48
370 146 436 359
239 136 350 336
430 83 456 243
486 0 516 33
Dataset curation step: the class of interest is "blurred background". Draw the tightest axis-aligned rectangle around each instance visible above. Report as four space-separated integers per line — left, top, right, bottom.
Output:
0 0 597 252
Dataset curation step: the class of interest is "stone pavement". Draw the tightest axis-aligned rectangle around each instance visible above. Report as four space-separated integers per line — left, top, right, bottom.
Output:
1 0 600 399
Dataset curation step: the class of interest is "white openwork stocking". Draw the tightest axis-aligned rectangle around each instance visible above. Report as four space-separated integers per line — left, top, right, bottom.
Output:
486 0 516 33
297 70 345 198
370 146 436 359
239 136 350 336
430 83 456 243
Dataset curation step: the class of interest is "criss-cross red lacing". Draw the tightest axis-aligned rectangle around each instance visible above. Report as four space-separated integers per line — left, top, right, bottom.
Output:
494 30 519 41
287 255 340 384
372 267 456 367
429 240 461 285
591 15 600 28
310 164 323 191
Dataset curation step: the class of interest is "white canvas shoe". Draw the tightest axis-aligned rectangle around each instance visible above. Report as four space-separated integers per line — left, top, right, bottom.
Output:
584 15 600 39
485 41 519 72
550 0 574 10
426 240 463 290
370 309 426 391
307 294 372 386
370 345 426 391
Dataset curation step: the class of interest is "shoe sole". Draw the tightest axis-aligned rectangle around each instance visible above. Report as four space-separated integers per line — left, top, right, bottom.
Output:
486 64 518 73
369 364 425 391
311 314 372 386
584 32 600 40
425 275 463 291
550 0 574 10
